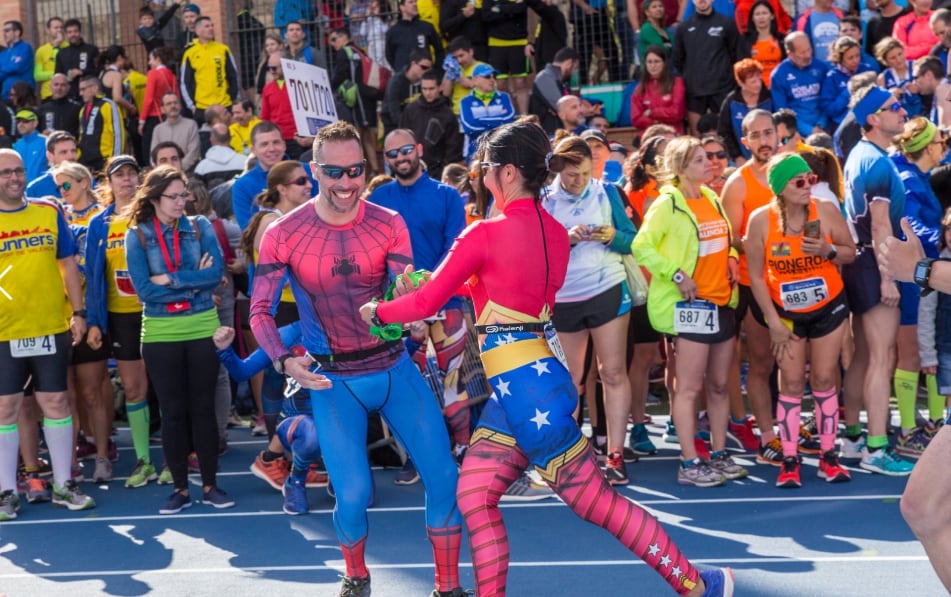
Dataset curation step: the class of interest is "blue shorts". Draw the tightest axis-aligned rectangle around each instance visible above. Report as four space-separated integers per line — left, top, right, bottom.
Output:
937 351 951 396
898 280 921 326
842 249 885 316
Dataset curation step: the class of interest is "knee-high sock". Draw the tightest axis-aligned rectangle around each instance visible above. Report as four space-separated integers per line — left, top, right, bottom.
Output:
926 374 944 422
428 525 462 592
341 535 369 579
0 424 18 492
776 394 801 458
545 443 700 595
44 416 74 488
126 400 151 463
457 439 527 597
894 368 919 431
812 387 838 453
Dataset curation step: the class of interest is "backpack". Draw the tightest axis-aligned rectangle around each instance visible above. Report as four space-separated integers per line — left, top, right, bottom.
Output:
344 46 391 94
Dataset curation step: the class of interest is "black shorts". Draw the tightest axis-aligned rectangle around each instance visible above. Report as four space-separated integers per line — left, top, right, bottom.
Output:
108 311 143 361
775 292 850 340
488 45 529 77
734 284 767 332
628 303 661 346
71 331 110 365
675 304 736 345
685 91 729 115
238 298 300 329
841 249 886 316
553 283 631 333
0 332 70 394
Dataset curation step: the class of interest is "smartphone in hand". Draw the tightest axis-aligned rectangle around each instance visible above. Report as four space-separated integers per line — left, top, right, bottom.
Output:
803 220 821 239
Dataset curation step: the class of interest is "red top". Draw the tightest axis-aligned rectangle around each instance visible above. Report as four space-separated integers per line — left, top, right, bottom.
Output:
378 198 570 326
260 80 297 140
140 66 179 123
629 78 686 134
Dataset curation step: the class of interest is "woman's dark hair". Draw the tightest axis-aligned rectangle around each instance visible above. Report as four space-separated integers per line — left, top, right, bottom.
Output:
799 148 842 202
186 178 212 216
128 165 188 226
10 81 36 109
97 44 126 69
744 0 781 42
474 120 552 216
441 163 472 197
548 136 592 173
240 161 306 258
151 46 176 67
629 135 666 192
637 45 674 96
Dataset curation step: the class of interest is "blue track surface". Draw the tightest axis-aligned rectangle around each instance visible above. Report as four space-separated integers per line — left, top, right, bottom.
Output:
0 417 942 597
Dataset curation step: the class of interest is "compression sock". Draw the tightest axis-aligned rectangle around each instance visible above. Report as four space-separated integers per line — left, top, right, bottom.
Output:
867 434 889 452
0 424 18 492
126 400 151 463
926 374 945 422
844 424 863 441
894 368 919 432
776 394 801 458
546 437 700 595
44 416 74 489
340 535 369 579
427 525 462 592
813 387 839 453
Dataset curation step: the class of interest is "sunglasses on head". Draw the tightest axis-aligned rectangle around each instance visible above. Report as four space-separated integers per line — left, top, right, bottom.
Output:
876 101 903 114
384 144 415 159
315 161 366 180
57 181 72 192
284 176 310 186
706 150 727 160
791 173 818 189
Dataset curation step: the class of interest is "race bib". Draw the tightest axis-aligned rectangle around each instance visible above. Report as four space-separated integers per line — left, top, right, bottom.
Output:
543 322 570 371
423 309 447 323
115 270 136 296
674 301 719 335
10 334 56 358
780 278 828 312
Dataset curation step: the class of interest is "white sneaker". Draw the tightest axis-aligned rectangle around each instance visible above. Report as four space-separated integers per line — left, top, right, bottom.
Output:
839 435 865 460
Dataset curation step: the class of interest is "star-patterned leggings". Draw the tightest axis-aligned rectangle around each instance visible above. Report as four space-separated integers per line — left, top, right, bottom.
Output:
457 334 701 596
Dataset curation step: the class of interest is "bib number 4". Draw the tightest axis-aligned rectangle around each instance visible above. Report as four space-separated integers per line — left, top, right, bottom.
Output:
674 301 719 335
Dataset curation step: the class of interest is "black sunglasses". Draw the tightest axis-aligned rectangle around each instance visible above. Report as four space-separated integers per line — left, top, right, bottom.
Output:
315 161 366 179
267 65 279 72
705 150 727 160
284 176 310 186
384 144 415 159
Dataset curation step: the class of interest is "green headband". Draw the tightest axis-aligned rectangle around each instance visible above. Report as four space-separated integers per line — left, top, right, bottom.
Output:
767 154 811 196
901 120 937 154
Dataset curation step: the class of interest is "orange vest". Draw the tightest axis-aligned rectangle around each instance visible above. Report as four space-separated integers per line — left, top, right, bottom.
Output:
737 163 774 287
763 200 843 313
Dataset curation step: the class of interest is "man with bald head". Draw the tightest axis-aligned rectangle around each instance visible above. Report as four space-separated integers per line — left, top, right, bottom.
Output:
556 95 585 135
195 122 247 179
770 31 830 136
37 73 79 136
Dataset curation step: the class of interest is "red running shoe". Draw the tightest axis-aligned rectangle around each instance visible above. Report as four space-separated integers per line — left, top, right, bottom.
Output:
817 450 851 483
776 457 802 488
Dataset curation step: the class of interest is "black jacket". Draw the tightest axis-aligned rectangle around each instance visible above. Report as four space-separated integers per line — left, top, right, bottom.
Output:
382 69 420 134
440 0 486 47
671 11 738 97
398 95 464 178
481 0 545 42
55 40 99 100
385 17 444 72
137 3 180 53
38 96 81 136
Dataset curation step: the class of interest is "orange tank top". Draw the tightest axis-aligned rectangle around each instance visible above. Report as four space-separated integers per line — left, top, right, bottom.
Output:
764 200 844 313
751 39 782 88
687 196 732 307
737 163 774 287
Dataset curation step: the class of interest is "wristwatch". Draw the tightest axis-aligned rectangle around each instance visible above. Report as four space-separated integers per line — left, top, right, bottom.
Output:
914 258 937 294
273 353 293 374
672 270 685 284
72 309 87 319
369 302 385 327
825 245 837 261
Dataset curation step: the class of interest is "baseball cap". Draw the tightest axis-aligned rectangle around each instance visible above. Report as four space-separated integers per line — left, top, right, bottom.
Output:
15 109 37 122
609 142 628 157
107 155 141 177
472 64 499 78
581 128 609 147
183 3 201 14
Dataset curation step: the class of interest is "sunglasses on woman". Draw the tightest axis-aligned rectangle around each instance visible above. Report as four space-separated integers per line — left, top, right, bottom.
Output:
284 176 310 186
705 150 727 160
791 174 818 188
315 162 366 180
57 181 72 192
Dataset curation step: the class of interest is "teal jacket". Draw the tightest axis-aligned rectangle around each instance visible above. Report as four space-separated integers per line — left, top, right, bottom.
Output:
630 184 738 335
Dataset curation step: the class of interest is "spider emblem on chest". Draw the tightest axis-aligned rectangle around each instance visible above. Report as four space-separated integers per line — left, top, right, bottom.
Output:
331 255 360 277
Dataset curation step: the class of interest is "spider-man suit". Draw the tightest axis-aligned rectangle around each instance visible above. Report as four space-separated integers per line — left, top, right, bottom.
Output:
249 200 462 593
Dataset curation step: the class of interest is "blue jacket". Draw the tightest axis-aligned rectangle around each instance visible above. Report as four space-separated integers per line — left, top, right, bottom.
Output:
125 215 223 319
0 40 34 98
84 203 115 331
891 152 943 258
13 131 46 182
820 65 876 129
231 163 268 231
459 90 516 158
716 87 773 160
770 58 829 135
218 321 303 382
26 170 59 200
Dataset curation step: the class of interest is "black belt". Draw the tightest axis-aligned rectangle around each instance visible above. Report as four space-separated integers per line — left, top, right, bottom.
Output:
475 322 547 334
310 339 403 364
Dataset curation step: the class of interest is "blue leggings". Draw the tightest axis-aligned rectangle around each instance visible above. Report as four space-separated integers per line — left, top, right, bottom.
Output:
310 353 461 545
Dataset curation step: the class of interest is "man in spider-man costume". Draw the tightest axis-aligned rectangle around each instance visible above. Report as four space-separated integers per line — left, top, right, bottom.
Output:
249 121 465 597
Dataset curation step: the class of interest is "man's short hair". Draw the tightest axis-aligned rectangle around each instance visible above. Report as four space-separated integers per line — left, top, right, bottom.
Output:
4 21 23 35
46 131 76 153
420 70 441 84
285 19 304 30
447 37 472 54
210 123 231 145
313 121 362 159
80 75 100 90
151 141 184 165
772 108 799 134
235 98 254 113
553 48 579 64
194 15 212 27
331 26 351 39
915 56 944 79
46 17 63 28
840 15 861 30
931 8 951 27
64 18 82 31
741 108 774 136
409 49 431 64
250 120 282 145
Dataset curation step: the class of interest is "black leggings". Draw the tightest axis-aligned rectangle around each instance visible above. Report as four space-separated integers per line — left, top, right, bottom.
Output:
142 337 220 490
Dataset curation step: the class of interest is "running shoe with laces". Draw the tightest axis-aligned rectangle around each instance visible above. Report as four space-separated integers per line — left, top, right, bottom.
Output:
817 450 851 483
92 456 113 483
797 425 822 455
337 575 371 597
159 491 192 515
52 480 96 510
708 451 748 480
677 458 726 488
305 465 329 488
126 459 158 488
202 486 236 509
860 446 914 476
896 426 933 458
75 436 96 461
629 422 657 455
589 436 608 459
699 567 735 597
250 452 290 491
756 438 784 466
726 418 759 452
776 456 802 488
394 459 420 485
157 465 173 485
0 490 20 520
663 421 678 443
500 471 554 502
622 446 639 463
283 475 309 515
25 474 51 503
840 434 866 460
604 450 629 485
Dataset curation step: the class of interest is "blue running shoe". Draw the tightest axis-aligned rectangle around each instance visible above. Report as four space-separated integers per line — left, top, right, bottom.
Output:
629 422 657 455
663 421 678 443
860 446 914 476
283 475 309 515
700 567 735 596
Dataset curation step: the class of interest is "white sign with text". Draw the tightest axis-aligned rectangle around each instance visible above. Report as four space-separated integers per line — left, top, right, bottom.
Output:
281 59 337 136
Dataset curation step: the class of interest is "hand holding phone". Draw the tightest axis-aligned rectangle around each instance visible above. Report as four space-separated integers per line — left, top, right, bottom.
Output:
803 220 821 239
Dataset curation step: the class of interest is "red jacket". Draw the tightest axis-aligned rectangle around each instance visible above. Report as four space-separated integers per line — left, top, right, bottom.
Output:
139 65 179 123
260 79 297 140
629 77 686 134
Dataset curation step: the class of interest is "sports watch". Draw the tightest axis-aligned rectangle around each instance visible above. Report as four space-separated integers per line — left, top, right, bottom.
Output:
273 353 293 374
914 258 937 295
672 270 686 284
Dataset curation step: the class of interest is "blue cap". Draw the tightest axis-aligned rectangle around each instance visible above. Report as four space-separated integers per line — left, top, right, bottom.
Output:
603 160 623 184
471 64 498 78
183 3 200 14
851 86 895 127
